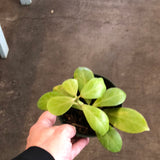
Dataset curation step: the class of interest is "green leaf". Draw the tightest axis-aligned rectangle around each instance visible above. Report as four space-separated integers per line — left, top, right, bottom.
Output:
53 85 71 96
74 67 94 92
82 105 109 136
104 107 150 133
81 78 106 99
97 126 122 152
85 99 92 105
47 96 74 116
62 79 78 96
93 88 126 107
37 92 55 110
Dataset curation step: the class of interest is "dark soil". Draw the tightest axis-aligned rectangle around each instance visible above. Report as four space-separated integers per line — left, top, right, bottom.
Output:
59 108 96 137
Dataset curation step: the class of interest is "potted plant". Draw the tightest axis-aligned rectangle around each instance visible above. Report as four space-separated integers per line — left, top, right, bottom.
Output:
37 67 149 152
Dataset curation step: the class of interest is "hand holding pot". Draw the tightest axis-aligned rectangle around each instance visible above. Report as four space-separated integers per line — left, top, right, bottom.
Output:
26 111 89 160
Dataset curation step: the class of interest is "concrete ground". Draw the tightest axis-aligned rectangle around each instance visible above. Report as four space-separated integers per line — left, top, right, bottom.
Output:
0 0 160 159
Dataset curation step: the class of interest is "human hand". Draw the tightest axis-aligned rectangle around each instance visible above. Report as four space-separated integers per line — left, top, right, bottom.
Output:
26 111 89 160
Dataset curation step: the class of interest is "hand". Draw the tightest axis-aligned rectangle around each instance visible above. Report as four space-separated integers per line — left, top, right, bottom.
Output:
26 111 89 160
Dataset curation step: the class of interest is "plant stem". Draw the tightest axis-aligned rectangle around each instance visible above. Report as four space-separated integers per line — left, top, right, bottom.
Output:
72 103 82 110
72 98 85 111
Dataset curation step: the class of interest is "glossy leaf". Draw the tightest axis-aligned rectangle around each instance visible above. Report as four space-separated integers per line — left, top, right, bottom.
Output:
93 88 126 107
53 85 71 96
74 67 94 92
37 92 55 110
97 126 122 152
81 78 106 99
62 79 78 96
104 107 150 133
82 105 109 136
47 96 74 116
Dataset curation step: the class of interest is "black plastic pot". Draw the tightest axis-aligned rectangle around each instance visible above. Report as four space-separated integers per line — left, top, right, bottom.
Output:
59 75 122 137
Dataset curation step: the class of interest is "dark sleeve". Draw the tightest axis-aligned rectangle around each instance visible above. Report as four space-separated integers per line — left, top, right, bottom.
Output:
12 146 55 160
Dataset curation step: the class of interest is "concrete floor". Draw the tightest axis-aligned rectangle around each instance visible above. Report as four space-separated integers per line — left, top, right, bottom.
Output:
0 0 160 159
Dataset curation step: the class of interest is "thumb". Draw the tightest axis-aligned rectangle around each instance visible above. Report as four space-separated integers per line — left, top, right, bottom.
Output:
37 111 57 127
71 138 89 159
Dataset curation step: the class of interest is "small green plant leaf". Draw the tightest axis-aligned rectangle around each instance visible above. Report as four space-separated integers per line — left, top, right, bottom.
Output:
104 107 150 133
53 85 71 96
81 78 106 99
37 92 55 110
93 88 126 107
82 105 109 136
62 79 78 96
97 126 122 152
74 67 94 92
47 96 74 116
85 99 92 105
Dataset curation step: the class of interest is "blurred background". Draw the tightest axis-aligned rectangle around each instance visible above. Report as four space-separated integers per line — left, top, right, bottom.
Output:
0 0 159 159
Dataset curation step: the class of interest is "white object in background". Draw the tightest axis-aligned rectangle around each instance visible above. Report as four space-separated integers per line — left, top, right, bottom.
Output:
20 0 32 5
0 25 9 58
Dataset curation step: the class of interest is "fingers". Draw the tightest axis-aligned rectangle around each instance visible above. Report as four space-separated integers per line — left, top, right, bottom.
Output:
59 124 76 139
37 111 57 127
71 138 89 159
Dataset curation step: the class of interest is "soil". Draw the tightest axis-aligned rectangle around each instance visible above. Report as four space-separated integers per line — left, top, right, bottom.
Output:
60 107 96 137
